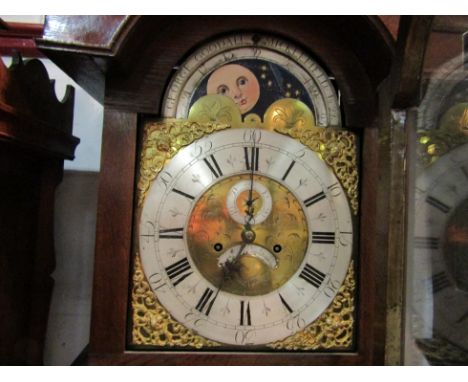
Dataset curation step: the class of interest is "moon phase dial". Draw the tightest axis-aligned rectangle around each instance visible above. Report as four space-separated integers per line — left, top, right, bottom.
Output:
186 173 309 296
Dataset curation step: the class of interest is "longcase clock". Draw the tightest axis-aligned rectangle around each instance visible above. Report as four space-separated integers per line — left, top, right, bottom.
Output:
37 15 395 365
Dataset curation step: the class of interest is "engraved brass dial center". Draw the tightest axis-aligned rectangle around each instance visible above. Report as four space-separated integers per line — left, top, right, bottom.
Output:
187 173 309 296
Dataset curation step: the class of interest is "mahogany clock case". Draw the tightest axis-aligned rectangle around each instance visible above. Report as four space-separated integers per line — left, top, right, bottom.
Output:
35 16 395 365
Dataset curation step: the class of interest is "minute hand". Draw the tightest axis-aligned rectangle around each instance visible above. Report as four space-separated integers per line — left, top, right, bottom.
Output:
245 141 257 228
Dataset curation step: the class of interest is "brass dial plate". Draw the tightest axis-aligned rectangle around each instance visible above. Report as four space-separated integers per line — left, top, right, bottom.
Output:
187 174 308 296
131 98 359 349
137 127 353 345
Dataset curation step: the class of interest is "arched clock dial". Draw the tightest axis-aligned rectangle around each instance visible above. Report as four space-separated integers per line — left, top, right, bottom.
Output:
162 33 341 128
139 128 352 345
412 142 468 352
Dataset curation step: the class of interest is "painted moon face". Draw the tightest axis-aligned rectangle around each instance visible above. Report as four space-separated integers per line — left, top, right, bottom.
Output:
207 64 260 114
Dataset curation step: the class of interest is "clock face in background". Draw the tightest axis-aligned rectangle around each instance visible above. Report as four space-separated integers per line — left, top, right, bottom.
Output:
408 57 468 363
412 142 468 353
162 34 341 128
138 128 353 345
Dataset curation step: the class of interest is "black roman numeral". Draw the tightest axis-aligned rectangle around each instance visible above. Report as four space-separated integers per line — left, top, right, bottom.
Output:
172 188 195 200
282 160 296 181
461 165 468 180
312 231 335 244
165 257 193 286
159 227 184 239
299 263 326 288
414 236 439 249
279 293 293 313
196 287 218 316
426 196 451 214
240 300 252 326
304 191 326 207
244 147 259 171
431 272 451 294
203 154 223 178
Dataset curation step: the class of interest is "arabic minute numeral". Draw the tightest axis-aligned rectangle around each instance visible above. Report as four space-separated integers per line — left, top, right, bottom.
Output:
339 232 352 246
327 182 342 197
235 329 254 345
148 272 166 291
243 129 262 143
159 171 173 189
286 314 306 331
323 279 341 298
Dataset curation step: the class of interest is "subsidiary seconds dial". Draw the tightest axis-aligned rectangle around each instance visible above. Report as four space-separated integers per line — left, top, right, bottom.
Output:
139 128 352 345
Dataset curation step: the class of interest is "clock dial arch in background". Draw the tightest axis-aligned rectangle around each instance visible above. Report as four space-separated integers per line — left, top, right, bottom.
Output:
417 57 468 132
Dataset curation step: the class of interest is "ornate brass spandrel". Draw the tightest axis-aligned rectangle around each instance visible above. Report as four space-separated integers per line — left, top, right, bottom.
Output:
418 103 468 167
276 125 358 215
131 96 358 350
417 130 468 168
137 119 230 207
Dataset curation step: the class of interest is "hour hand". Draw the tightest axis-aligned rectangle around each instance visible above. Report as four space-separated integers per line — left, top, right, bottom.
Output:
217 243 247 268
